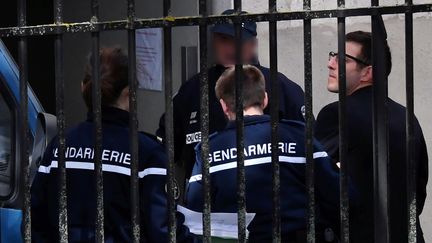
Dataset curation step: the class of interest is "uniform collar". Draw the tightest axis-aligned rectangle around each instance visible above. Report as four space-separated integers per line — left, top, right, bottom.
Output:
87 106 129 127
226 115 270 129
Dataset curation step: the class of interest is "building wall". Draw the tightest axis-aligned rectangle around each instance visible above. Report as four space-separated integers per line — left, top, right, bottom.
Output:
63 0 199 134
214 0 432 240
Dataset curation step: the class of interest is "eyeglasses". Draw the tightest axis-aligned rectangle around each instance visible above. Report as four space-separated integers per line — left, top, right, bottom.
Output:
328 51 370 66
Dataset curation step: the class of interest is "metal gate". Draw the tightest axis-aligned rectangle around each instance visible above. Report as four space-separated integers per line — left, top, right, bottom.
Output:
1 0 431 242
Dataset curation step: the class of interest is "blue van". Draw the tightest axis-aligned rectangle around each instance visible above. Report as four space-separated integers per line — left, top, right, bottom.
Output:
0 39 56 242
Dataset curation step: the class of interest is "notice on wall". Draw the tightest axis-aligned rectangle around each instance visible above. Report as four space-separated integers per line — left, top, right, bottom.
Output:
135 28 163 91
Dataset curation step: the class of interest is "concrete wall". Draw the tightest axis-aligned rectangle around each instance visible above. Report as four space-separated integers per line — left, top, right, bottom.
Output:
63 0 199 134
214 0 432 240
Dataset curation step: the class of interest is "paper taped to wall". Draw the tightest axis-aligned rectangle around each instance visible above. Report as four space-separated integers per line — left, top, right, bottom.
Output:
135 28 163 91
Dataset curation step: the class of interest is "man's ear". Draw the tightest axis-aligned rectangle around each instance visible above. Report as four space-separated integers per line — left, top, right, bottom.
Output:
220 99 229 116
262 92 269 110
361 66 373 83
81 82 85 93
250 37 258 46
250 38 259 55
122 86 130 97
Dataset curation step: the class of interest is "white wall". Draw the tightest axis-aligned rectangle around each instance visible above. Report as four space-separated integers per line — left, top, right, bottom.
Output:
219 0 432 241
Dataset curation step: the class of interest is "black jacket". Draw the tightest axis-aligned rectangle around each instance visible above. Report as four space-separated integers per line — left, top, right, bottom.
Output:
315 86 428 243
157 64 306 179
31 107 199 243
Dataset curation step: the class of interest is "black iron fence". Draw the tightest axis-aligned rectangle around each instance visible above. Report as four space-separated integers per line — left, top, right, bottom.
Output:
2 0 432 242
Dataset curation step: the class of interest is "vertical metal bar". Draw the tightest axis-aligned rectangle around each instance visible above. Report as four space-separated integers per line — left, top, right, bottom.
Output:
90 0 104 242
54 0 68 241
181 46 198 84
18 0 31 241
198 0 211 242
371 1 390 242
233 1 246 242
337 1 349 242
126 0 140 242
233 0 242 14
405 1 416 242
163 0 176 242
268 1 281 243
303 1 315 243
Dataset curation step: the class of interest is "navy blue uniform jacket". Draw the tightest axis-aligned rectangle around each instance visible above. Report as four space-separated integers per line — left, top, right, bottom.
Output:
186 115 342 242
31 107 198 243
157 64 306 178
315 86 428 243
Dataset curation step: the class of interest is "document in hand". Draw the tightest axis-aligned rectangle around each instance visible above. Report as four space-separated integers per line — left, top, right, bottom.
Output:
177 205 256 239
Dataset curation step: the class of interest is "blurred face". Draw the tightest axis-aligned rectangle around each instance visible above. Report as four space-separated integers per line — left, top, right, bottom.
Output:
213 33 257 67
327 41 371 95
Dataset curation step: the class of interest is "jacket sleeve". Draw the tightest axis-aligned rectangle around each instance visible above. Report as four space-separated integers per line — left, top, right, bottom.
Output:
313 148 341 228
156 88 187 167
184 144 204 212
415 118 428 214
415 122 428 242
31 139 56 243
140 142 199 243
313 140 359 233
314 103 340 162
156 112 168 142
278 73 306 122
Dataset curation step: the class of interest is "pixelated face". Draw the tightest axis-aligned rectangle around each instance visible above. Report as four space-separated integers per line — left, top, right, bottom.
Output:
327 42 366 95
213 33 257 67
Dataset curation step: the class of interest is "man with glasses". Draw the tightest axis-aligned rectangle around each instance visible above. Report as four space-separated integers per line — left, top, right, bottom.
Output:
315 31 428 243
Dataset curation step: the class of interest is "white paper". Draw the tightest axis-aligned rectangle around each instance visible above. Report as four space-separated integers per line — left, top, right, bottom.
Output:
135 28 163 91
177 205 256 239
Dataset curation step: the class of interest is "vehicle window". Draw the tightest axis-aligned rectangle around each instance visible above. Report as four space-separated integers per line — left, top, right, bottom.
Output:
0 91 12 198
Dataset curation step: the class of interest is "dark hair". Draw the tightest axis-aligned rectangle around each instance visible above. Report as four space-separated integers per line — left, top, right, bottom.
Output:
346 31 392 77
82 47 129 109
215 65 265 112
